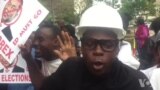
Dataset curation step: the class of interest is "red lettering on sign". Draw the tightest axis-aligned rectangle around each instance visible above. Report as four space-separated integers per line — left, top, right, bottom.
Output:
1 74 31 82
20 19 32 37
13 38 19 46
0 36 14 59
2 44 9 55
0 36 5 50
34 9 42 19
6 48 14 59
2 75 5 82
8 75 11 82
15 74 19 81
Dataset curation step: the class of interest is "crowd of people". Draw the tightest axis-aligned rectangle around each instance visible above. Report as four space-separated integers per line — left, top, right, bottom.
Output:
1 2 160 90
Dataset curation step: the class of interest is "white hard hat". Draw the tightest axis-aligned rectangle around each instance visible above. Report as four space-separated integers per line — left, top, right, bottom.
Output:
76 3 125 39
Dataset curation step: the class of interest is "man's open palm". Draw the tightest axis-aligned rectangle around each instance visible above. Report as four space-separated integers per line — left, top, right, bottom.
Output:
54 31 77 61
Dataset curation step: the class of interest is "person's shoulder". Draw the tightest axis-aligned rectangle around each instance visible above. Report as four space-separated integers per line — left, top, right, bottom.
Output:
40 57 84 90
122 62 147 78
117 60 150 80
56 57 84 73
141 66 157 79
63 57 83 67
141 65 157 73
118 61 153 89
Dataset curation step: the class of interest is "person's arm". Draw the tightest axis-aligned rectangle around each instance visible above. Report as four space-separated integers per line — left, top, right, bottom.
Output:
39 58 76 90
40 66 65 90
26 56 45 90
20 31 77 90
19 44 45 90
19 34 45 90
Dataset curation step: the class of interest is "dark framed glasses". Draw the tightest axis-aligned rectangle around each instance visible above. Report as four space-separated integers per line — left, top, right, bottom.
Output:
81 38 119 52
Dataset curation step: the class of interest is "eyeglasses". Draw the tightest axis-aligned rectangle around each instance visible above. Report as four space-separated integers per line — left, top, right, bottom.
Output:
81 38 119 52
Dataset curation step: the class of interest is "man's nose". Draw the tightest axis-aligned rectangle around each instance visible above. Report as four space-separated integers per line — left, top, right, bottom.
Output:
93 45 104 56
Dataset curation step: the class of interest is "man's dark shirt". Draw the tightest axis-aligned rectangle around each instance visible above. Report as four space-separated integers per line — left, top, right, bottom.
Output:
41 58 153 90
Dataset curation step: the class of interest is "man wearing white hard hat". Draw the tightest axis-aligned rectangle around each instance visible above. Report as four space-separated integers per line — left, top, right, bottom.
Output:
40 3 152 90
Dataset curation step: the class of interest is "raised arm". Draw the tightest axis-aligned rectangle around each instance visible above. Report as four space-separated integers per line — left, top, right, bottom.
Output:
19 42 44 90
54 31 77 61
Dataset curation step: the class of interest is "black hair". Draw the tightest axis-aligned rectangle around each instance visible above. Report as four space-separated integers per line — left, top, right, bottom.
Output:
38 21 60 37
119 12 132 31
137 17 145 25
150 17 160 34
65 25 76 38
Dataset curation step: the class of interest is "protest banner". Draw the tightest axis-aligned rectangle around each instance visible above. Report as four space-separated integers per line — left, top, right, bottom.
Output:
0 73 31 83
0 53 31 83
0 0 49 65
0 0 48 84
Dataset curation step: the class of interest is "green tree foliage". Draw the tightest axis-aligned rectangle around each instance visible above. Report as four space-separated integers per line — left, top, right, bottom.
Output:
39 0 75 24
94 0 118 7
56 0 75 24
38 0 55 21
119 0 156 20
74 0 93 24
39 0 93 24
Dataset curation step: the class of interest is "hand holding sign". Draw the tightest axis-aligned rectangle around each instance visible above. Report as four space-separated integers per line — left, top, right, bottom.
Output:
54 31 77 61
19 39 32 60
19 31 35 60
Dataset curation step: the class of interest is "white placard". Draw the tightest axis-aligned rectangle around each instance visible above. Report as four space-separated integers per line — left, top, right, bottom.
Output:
0 0 49 64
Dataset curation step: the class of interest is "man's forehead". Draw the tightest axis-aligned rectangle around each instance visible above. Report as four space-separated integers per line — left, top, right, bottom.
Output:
38 27 52 35
38 27 54 37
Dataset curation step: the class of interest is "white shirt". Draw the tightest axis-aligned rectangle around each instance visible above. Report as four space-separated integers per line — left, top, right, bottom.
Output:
141 66 160 90
141 66 157 80
118 41 140 69
150 68 160 90
41 59 62 77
